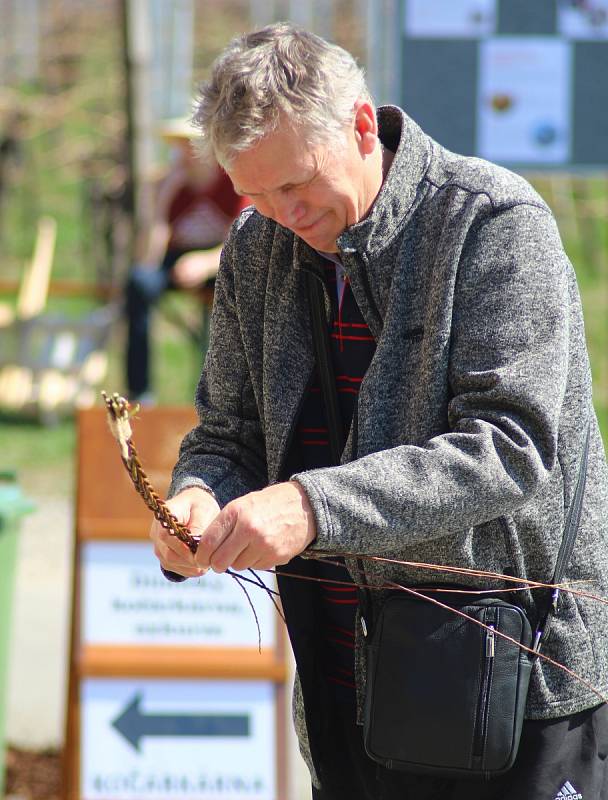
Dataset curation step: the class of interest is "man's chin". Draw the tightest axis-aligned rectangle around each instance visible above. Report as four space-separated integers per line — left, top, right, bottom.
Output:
301 235 338 253
297 226 339 253
291 215 337 252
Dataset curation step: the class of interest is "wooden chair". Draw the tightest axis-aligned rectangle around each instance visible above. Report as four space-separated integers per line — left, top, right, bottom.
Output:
0 303 119 424
0 215 57 327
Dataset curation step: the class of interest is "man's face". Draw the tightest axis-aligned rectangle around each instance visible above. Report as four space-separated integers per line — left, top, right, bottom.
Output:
226 105 379 253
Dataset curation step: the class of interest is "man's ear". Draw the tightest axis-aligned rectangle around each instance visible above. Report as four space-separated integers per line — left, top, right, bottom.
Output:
353 100 378 156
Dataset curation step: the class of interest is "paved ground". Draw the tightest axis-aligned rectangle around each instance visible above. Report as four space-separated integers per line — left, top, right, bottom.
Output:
4 491 310 799
6 494 73 750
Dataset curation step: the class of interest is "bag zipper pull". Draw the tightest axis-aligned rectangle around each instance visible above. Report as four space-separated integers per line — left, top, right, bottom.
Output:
486 625 495 658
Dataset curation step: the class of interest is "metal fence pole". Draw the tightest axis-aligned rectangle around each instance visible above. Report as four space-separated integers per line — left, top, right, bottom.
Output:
168 0 194 117
7 0 40 84
250 0 277 27
150 0 194 121
314 0 333 39
289 0 313 29
125 0 156 236
366 0 401 105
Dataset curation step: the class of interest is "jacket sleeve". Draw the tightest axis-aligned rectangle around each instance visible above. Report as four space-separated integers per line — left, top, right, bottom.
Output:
292 203 574 555
169 218 268 506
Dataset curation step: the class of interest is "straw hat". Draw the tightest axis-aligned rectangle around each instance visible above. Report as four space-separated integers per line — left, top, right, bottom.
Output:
157 116 198 141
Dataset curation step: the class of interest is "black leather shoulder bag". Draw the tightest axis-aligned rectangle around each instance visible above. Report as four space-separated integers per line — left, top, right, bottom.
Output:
306 270 590 778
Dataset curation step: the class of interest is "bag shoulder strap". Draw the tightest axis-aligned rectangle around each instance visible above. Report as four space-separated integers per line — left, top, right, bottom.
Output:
533 423 591 652
306 270 344 464
306 270 592 651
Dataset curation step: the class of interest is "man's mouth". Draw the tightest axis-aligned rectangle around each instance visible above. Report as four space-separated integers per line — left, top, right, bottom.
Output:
296 213 326 234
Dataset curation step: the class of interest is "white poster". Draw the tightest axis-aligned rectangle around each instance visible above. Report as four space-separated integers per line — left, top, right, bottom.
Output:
403 0 496 38
477 38 572 164
81 541 277 649
81 678 276 800
558 0 608 40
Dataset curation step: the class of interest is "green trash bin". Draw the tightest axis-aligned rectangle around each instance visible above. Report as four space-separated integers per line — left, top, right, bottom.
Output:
0 472 34 795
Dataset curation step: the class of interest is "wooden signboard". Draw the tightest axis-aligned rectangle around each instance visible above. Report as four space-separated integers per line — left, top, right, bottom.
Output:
65 407 288 800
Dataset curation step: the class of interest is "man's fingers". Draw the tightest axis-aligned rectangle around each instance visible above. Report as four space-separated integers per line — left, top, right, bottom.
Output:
195 505 238 569
150 519 192 559
150 499 198 567
149 488 222 580
152 536 200 577
210 534 250 573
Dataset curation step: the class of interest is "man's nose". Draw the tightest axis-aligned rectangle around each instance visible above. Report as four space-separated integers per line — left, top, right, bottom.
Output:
272 194 306 229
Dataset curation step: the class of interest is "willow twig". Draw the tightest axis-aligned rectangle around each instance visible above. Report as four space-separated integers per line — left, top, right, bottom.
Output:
101 391 608 701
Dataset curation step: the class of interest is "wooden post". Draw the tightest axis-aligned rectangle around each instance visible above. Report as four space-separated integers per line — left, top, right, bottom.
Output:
16 215 57 319
64 407 289 800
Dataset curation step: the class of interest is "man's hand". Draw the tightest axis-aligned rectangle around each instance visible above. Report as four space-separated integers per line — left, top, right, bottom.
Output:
194 481 317 572
150 486 220 577
171 249 221 289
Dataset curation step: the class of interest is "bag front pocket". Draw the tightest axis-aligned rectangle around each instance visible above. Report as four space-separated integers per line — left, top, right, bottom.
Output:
363 592 533 777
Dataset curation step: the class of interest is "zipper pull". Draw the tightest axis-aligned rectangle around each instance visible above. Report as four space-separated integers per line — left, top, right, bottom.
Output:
486 625 495 658
361 617 368 638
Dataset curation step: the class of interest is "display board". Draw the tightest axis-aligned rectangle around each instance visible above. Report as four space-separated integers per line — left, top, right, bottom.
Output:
400 0 608 168
65 407 288 800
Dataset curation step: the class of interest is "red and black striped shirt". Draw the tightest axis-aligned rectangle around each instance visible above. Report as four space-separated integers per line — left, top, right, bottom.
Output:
295 257 376 702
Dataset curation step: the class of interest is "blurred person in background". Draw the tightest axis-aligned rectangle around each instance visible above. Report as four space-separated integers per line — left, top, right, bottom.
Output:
0 109 26 240
149 24 608 800
124 117 248 403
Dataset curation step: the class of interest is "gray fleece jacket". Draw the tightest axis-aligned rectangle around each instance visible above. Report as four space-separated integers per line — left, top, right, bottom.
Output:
170 106 608 772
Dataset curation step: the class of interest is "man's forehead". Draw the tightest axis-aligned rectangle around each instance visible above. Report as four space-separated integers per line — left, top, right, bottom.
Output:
228 138 320 195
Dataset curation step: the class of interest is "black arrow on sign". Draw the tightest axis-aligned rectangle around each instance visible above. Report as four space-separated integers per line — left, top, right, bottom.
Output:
112 693 251 752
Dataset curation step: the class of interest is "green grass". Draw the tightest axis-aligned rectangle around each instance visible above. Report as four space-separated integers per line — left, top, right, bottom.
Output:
102 298 205 407
0 414 75 496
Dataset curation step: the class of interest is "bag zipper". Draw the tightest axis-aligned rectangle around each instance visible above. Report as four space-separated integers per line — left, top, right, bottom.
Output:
473 607 497 762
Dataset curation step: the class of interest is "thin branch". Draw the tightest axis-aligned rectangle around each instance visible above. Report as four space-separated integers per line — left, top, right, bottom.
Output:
228 572 262 654
101 391 608 702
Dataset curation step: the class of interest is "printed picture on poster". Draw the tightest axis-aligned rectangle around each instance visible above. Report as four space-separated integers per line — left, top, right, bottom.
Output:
476 37 572 165
403 0 496 38
557 0 608 40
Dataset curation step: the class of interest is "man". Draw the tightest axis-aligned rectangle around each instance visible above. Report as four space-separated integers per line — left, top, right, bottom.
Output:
150 24 608 799
125 117 247 403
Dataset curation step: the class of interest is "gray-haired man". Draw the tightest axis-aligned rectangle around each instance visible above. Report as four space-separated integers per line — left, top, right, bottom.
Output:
150 23 608 799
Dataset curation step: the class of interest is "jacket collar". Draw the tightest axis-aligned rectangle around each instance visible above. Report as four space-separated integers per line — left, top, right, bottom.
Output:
291 106 432 333
337 105 431 259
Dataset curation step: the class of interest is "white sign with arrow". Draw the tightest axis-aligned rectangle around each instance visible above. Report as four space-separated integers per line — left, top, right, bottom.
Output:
81 677 277 800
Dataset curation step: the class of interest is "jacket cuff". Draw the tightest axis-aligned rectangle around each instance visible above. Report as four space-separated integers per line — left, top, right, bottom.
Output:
290 472 334 552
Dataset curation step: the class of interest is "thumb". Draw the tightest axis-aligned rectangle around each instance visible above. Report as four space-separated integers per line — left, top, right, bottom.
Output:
187 496 220 538
164 495 193 526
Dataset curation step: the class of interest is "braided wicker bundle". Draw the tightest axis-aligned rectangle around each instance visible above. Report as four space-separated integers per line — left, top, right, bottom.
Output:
101 391 200 553
100 391 288 646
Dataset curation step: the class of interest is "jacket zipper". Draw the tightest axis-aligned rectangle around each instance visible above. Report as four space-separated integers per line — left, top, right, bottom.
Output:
275 263 330 482
473 607 497 762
